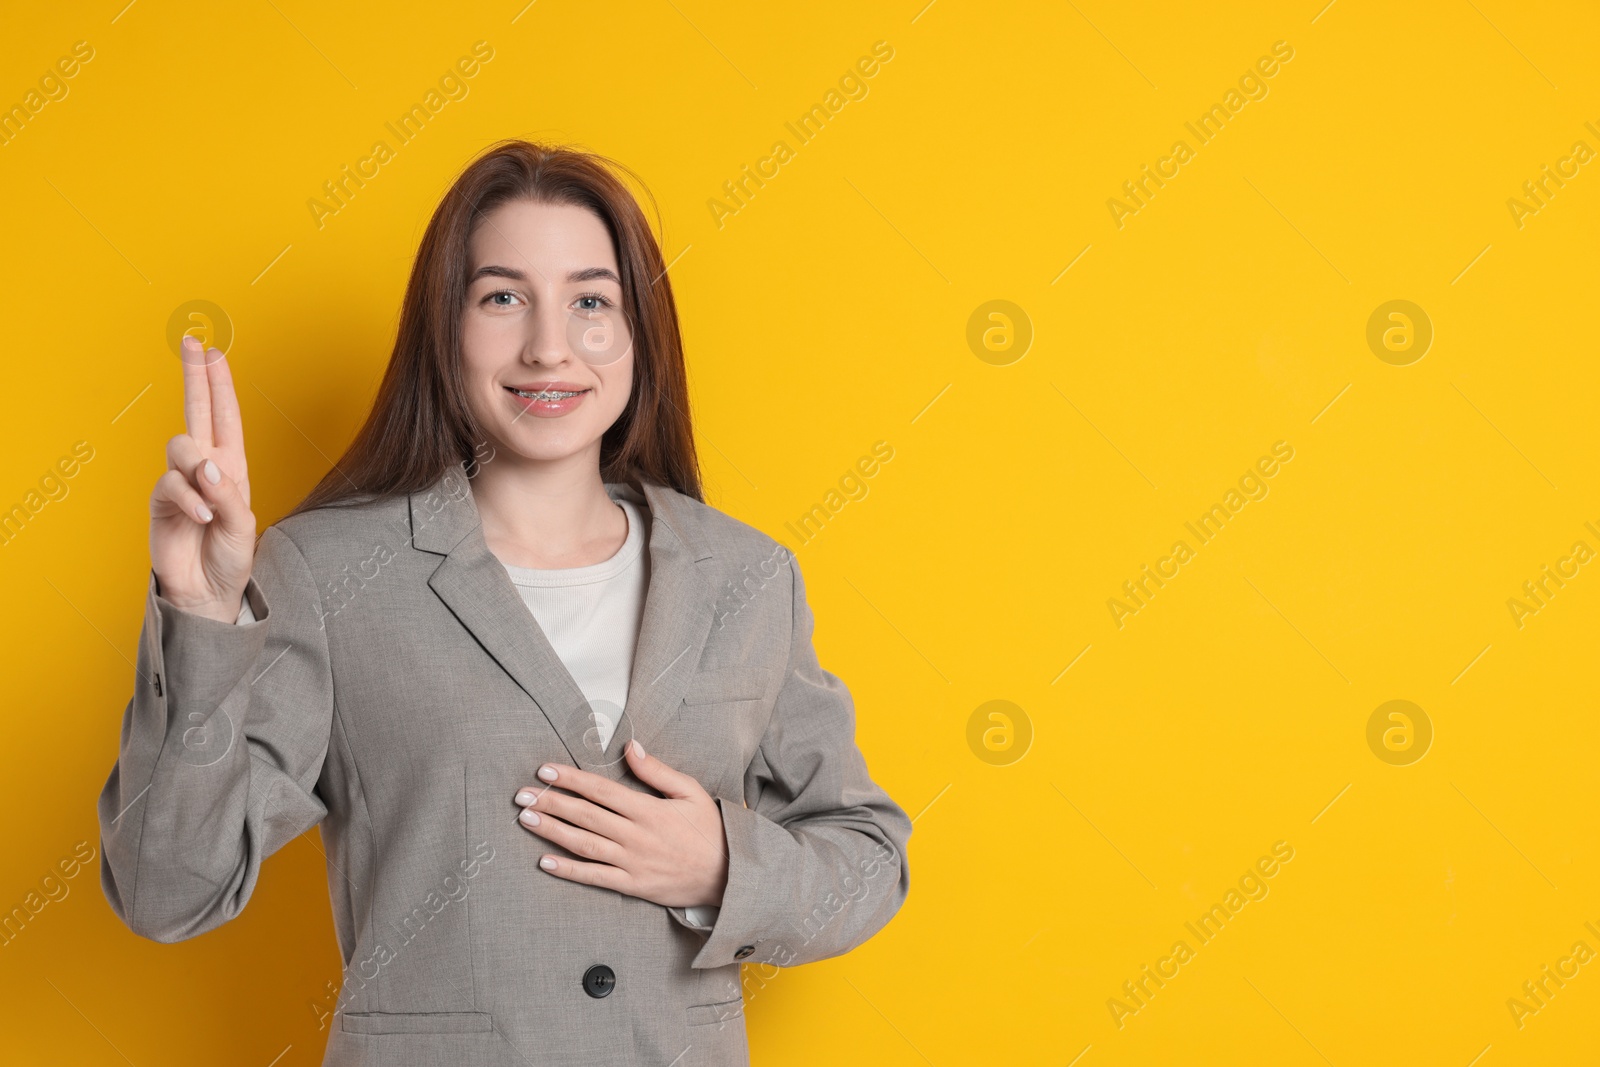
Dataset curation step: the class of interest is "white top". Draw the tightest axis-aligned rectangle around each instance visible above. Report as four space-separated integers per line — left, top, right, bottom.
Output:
497 496 647 759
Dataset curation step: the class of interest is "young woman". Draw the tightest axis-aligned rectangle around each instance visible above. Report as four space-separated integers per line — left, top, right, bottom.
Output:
97 140 911 1066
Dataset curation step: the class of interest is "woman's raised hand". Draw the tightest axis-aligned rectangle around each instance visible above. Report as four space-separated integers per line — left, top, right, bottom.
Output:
149 338 257 623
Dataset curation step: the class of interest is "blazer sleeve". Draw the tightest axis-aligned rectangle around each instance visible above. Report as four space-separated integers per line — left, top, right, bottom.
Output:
677 551 913 969
96 524 335 943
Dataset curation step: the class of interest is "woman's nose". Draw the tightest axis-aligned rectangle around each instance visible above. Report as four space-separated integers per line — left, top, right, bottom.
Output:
522 304 572 365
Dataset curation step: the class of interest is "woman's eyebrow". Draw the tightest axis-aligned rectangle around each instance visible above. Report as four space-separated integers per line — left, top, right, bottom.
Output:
567 266 621 284
469 264 621 284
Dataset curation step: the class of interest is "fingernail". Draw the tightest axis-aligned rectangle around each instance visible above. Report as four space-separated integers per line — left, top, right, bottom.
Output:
519 809 540 826
540 856 557 870
203 460 221 485
537 766 557 782
196 503 213 523
631 740 646 758
514 791 534 806
182 335 200 351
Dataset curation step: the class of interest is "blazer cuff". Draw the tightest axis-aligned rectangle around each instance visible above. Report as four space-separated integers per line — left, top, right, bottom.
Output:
686 797 796 970
148 570 272 746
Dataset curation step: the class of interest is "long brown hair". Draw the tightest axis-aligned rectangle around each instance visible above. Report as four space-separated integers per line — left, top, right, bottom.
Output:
288 139 701 518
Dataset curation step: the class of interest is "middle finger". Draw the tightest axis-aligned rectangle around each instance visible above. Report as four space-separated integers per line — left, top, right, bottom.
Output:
517 806 625 866
180 337 215 449
529 763 645 818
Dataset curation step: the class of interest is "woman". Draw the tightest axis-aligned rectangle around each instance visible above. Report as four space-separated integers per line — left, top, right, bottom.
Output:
97 140 912 1066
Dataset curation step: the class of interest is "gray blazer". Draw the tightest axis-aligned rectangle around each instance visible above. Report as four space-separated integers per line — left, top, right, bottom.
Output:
97 464 912 1066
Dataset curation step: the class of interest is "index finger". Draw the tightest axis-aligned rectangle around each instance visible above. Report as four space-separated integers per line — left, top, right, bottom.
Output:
535 763 643 816
180 336 214 449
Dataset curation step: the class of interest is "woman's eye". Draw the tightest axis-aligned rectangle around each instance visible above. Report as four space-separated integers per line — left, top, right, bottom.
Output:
575 294 612 312
486 291 521 307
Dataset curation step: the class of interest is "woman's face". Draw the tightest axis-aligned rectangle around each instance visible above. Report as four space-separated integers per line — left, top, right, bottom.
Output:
460 198 634 473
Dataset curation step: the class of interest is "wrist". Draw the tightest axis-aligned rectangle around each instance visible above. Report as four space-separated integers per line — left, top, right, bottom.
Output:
162 592 245 624
701 861 729 909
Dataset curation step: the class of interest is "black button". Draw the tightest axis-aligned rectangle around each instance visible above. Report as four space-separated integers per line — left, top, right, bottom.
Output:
582 964 615 998
733 945 755 960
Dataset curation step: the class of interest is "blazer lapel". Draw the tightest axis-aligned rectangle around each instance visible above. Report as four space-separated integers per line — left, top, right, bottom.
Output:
408 467 719 778
607 480 718 763
414 467 599 770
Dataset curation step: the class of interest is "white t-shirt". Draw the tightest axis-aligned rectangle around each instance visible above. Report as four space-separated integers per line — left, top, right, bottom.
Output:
499 496 647 758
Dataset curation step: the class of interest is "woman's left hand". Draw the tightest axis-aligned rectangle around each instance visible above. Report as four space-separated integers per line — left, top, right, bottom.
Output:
514 739 729 910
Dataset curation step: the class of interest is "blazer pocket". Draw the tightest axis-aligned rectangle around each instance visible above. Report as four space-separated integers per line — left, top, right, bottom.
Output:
340 1011 494 1035
682 666 771 706
686 996 745 1027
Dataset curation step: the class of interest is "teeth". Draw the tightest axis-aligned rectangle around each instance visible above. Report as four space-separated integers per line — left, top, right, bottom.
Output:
513 388 582 400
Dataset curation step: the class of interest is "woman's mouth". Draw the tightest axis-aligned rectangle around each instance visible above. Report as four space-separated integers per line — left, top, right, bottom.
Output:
505 385 591 417
510 387 584 400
